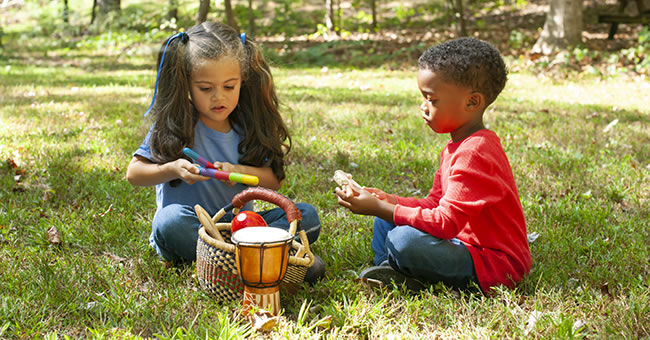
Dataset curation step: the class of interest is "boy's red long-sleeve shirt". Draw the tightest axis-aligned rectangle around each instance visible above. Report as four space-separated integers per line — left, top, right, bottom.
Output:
392 129 531 293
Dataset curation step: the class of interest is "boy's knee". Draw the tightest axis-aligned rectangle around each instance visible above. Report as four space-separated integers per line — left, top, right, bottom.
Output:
385 226 424 260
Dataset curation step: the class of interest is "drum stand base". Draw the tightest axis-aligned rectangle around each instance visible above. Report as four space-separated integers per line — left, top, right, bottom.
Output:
242 286 281 315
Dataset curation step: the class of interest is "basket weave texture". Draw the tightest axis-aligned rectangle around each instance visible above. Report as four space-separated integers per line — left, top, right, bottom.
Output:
195 188 314 300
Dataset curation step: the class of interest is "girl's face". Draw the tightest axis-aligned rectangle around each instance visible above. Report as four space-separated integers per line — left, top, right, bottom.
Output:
417 68 476 136
190 56 241 133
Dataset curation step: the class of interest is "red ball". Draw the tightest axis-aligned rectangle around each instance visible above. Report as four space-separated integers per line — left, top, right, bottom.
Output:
231 211 268 233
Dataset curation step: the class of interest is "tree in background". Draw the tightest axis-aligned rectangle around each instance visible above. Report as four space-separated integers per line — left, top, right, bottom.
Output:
369 0 377 30
247 0 255 36
533 0 583 54
325 0 335 34
196 0 209 24
447 0 467 37
168 0 178 21
63 0 69 23
224 0 239 31
91 0 120 26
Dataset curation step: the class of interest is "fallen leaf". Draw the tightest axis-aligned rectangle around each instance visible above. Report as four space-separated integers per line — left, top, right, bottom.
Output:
573 319 587 333
105 252 127 264
603 119 619 133
98 204 113 217
249 309 278 332
524 310 543 336
527 232 540 244
48 226 61 245
311 315 332 330
600 282 612 297
7 158 17 169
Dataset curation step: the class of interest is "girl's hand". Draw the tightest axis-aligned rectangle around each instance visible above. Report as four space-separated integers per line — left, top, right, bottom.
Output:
213 161 236 187
173 158 209 185
364 187 397 204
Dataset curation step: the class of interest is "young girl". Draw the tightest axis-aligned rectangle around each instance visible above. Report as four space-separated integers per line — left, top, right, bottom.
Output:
126 22 322 279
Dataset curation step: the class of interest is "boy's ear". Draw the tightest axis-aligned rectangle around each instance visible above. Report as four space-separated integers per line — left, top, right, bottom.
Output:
466 92 484 111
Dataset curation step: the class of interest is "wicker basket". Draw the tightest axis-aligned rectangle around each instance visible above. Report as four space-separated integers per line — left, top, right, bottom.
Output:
195 187 315 301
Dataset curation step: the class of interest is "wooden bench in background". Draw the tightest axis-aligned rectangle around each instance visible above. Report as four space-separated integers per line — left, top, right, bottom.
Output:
598 0 650 39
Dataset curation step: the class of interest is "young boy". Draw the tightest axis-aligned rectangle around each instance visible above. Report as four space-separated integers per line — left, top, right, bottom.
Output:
335 37 531 294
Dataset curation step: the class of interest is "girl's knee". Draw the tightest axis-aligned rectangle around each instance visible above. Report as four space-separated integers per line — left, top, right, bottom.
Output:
295 203 321 244
152 204 198 239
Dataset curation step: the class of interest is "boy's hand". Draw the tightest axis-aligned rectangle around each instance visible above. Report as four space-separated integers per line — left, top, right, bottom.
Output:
335 187 395 222
363 187 397 204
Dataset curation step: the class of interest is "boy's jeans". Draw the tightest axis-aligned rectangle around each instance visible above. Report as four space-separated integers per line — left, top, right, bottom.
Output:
150 203 320 263
372 217 479 290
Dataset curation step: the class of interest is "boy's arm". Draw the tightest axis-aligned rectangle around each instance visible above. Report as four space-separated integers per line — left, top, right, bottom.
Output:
393 153 506 239
335 187 396 223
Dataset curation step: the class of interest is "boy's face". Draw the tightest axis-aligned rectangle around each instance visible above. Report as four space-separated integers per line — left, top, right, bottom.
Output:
417 68 477 136
190 56 241 133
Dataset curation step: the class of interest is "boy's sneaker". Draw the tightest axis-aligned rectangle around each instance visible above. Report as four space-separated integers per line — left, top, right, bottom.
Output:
304 255 326 283
359 264 427 292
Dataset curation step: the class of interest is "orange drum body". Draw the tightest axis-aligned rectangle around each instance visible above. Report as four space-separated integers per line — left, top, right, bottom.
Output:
232 227 293 315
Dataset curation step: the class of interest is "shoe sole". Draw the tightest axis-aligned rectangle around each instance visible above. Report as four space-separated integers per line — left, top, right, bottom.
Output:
359 266 426 292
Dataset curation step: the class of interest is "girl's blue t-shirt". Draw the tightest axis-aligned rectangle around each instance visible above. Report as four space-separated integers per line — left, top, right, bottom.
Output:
134 119 252 216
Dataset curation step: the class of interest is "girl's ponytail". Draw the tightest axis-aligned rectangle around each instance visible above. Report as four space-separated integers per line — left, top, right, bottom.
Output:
148 32 196 163
234 37 291 182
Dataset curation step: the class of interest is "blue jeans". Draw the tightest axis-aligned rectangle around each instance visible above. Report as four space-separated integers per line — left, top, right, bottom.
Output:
150 203 320 263
372 217 479 290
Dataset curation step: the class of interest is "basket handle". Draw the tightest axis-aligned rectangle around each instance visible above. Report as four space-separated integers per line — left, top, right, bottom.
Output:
230 187 302 230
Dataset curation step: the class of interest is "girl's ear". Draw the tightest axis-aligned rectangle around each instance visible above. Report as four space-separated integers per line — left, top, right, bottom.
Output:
466 92 484 111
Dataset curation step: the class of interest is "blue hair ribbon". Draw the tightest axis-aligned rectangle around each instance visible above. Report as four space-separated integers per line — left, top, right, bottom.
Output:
144 31 188 117
240 33 246 46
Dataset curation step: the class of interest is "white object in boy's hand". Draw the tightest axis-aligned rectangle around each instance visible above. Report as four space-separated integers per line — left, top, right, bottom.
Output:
332 170 363 197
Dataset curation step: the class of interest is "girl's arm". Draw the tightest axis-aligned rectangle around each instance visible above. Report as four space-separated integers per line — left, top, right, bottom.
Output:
126 155 207 187
216 162 282 191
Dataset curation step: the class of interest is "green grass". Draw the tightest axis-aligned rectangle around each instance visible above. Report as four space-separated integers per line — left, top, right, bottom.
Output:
1 22 649 339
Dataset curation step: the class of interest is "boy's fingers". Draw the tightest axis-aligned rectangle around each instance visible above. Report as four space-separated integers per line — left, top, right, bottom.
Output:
336 195 352 209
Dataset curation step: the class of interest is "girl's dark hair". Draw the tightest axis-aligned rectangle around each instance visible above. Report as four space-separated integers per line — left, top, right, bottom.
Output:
147 22 291 181
418 37 507 105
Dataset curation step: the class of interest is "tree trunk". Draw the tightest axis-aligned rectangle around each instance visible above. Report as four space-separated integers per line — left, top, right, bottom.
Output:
248 0 255 36
94 0 121 27
455 0 467 36
336 0 341 33
167 0 178 21
196 0 209 24
63 0 69 23
532 0 583 54
370 0 377 30
325 0 335 33
90 0 97 24
224 0 239 31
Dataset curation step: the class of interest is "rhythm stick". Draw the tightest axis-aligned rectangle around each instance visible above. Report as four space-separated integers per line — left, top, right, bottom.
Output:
183 147 260 186
183 147 216 169
199 168 259 186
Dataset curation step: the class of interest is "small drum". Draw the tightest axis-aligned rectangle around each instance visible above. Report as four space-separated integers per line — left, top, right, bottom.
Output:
232 226 293 315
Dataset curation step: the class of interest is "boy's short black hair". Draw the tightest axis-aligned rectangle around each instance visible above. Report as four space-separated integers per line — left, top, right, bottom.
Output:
418 37 507 105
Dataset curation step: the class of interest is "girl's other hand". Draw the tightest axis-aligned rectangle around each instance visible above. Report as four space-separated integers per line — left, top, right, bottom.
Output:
213 161 236 187
364 187 397 204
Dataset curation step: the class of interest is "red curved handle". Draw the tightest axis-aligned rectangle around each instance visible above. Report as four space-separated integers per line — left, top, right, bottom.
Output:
231 187 301 223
